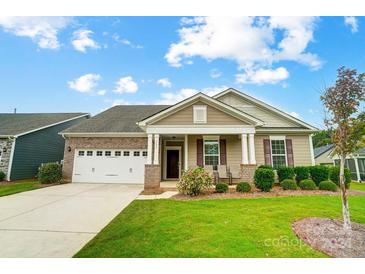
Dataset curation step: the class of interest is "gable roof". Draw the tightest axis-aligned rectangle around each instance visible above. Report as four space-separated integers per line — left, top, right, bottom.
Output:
214 88 318 131
313 144 334 158
0 113 89 137
62 105 169 134
138 92 264 127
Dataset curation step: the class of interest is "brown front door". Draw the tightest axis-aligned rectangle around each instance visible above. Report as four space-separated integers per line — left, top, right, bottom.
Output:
166 149 179 179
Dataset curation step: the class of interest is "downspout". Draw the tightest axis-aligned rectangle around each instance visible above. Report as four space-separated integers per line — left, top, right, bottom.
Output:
309 134 315 166
6 136 17 181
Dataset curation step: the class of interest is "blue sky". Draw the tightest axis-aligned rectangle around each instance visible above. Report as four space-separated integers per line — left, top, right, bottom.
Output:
0 16 364 128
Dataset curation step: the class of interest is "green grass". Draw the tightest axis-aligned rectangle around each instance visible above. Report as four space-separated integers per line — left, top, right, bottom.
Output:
0 181 41 197
75 195 365 258
350 182 365 191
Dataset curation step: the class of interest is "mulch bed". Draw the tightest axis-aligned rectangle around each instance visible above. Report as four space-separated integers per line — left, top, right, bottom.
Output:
171 186 365 201
292 217 365 258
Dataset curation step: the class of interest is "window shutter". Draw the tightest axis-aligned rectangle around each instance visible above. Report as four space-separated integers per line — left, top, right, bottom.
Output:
197 139 203 167
220 139 227 165
286 139 294 167
263 139 272 166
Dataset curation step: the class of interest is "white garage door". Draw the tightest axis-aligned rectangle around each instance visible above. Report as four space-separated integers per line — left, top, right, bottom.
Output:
72 149 147 184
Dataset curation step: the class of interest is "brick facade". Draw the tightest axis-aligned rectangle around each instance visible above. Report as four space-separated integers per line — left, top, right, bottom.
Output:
0 138 14 180
62 137 147 181
240 164 257 183
144 164 161 192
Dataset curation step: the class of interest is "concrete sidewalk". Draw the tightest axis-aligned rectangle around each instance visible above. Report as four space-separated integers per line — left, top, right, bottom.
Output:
0 183 142 257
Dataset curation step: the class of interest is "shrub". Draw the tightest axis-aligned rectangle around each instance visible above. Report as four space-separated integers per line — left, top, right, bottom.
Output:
37 162 62 184
294 166 310 183
177 167 213 196
0 171 5 181
309 165 329 186
280 179 297 190
236 182 251 193
215 182 229 193
329 166 351 189
298 179 317 190
254 168 275 192
319 180 338 192
258 165 273 170
277 166 295 182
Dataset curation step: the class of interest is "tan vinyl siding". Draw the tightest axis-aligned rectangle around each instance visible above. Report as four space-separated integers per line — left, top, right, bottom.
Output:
188 135 199 168
154 103 248 125
254 134 313 166
217 93 301 127
315 150 333 165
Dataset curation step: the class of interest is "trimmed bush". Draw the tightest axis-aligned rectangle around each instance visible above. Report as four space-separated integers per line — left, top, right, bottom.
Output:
277 166 295 182
294 166 310 183
309 165 329 186
280 179 297 190
215 183 229 193
258 165 273 170
298 179 317 190
329 166 351 189
37 162 62 184
177 167 213 196
0 171 5 181
319 180 338 192
236 182 251 193
254 168 275 192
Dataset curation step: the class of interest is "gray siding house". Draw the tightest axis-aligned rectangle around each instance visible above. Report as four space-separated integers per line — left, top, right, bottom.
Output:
0 113 89 181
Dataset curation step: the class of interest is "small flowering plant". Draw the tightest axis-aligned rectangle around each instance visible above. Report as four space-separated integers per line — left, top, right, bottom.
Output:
177 167 213 196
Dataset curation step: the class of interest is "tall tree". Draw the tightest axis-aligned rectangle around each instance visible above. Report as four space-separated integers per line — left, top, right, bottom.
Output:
312 129 333 148
321 66 365 230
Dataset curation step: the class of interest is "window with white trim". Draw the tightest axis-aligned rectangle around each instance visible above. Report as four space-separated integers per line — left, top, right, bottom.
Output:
105 151 111 156
78 151 85 156
271 140 287 169
193 105 207 124
87 151 93 156
96 151 103 156
142 151 148 157
134 151 140 157
123 151 130 156
115 151 121 157
204 139 219 168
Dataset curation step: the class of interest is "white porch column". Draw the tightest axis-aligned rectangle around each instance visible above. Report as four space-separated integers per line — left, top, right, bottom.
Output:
147 134 153 164
184 134 188 171
153 134 160 165
248 133 256 165
354 157 361 182
241 133 249 165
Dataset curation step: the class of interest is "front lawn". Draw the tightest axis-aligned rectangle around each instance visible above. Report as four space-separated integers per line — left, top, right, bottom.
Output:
0 181 41 197
350 182 365 191
75 195 365 258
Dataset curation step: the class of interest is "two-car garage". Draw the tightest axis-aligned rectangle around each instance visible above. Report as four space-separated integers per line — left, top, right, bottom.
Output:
72 149 147 184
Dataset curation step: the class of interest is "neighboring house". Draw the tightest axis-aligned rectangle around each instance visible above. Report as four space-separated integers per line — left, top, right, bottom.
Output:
0 113 89 181
61 88 317 192
314 144 334 166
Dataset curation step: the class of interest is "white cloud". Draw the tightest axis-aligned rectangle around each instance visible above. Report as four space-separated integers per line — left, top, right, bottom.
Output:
155 86 227 105
112 34 143 49
114 76 138 94
344 16 358 33
165 17 321 84
236 67 289 84
157 78 172 88
289 111 300 118
68 73 101 93
71 29 100 53
0 16 71 49
97 89 106 96
210 69 222 78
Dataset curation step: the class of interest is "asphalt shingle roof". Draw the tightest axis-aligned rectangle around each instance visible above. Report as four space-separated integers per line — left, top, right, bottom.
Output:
62 105 170 133
313 144 334 158
0 113 88 136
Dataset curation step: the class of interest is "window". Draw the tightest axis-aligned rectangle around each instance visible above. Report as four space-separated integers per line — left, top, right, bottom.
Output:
193 105 207 124
142 151 148 157
87 151 93 156
78 151 85 156
105 151 111 156
271 140 286 169
115 151 121 157
358 158 365 180
204 140 219 168
96 151 103 156
123 151 130 156
134 151 140 157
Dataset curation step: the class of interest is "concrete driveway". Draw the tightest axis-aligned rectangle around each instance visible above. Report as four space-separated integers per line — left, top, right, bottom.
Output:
0 183 142 258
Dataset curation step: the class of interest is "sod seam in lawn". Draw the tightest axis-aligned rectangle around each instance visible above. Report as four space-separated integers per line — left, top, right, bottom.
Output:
75 195 365 258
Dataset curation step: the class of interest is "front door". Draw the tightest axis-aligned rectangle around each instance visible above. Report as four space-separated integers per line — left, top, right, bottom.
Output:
166 149 180 179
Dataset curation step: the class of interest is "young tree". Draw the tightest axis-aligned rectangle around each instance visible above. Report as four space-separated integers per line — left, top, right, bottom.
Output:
321 67 365 230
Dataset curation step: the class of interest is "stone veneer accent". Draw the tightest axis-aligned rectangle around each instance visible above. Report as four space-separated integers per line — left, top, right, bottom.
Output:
0 138 14 180
240 164 257 183
144 164 161 192
62 137 147 181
